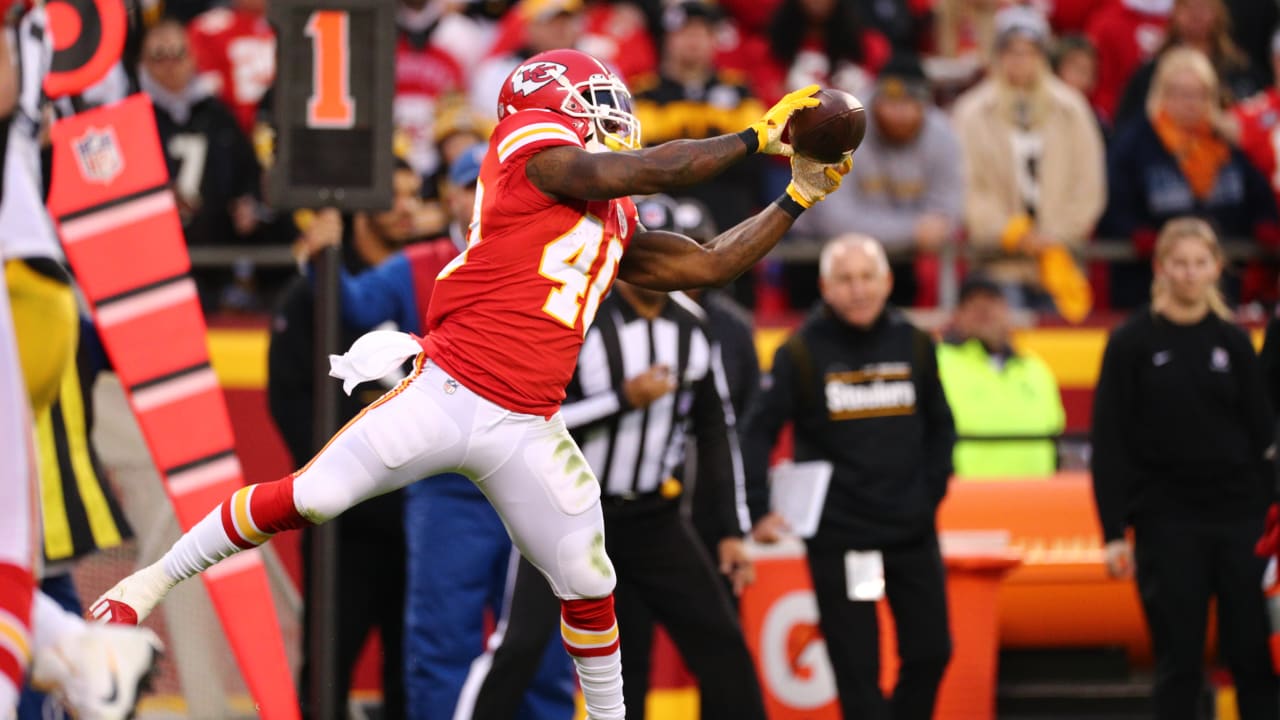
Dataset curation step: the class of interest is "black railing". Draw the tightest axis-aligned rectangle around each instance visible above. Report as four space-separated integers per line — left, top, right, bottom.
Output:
193 238 1269 310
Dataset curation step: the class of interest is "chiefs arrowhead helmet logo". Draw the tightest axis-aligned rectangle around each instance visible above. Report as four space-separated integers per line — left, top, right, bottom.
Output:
510 61 568 97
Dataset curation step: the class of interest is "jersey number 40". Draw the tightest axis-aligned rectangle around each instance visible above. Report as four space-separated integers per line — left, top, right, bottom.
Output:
539 215 624 332
439 180 623 334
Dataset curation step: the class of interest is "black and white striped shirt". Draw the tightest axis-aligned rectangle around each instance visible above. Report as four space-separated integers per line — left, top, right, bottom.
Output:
562 290 750 535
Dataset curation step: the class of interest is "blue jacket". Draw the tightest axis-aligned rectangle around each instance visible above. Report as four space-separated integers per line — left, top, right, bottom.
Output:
1101 116 1279 241
327 238 458 334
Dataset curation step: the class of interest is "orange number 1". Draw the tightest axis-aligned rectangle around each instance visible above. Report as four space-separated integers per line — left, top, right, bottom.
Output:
305 10 355 129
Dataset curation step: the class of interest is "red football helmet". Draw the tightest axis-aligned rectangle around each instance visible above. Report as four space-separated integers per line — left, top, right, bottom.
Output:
496 48 641 151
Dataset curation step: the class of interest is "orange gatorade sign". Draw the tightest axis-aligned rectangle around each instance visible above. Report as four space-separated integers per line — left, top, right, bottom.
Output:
740 548 841 718
739 476 1154 718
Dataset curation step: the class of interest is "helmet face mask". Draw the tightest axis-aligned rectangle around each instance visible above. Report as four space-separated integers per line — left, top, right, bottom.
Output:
571 78 640 151
498 49 642 152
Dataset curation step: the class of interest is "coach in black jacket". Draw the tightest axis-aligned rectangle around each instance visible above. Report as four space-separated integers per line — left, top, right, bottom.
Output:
744 233 956 720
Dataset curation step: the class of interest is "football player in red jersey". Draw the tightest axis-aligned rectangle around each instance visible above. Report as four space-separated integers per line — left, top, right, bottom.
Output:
90 48 848 719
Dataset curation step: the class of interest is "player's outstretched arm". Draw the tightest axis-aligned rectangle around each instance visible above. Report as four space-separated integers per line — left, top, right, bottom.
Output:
619 155 852 291
526 135 749 201
525 86 822 202
618 207 793 290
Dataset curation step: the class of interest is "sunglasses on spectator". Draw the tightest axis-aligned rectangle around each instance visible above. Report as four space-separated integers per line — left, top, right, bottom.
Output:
145 47 188 62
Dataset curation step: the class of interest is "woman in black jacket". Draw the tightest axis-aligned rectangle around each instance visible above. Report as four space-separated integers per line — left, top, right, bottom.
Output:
1091 217 1278 719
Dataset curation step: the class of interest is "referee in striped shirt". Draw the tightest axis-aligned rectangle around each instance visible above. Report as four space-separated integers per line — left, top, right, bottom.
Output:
459 278 767 720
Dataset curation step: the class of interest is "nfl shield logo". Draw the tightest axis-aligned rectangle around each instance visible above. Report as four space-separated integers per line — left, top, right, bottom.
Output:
73 127 124 184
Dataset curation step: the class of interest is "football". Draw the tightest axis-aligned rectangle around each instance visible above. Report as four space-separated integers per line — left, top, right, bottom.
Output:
787 89 866 163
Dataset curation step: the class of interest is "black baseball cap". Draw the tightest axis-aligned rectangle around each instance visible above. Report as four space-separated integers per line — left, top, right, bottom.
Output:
958 274 1004 302
876 53 931 102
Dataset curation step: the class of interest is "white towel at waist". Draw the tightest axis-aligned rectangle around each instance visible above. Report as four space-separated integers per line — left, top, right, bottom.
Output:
328 330 422 396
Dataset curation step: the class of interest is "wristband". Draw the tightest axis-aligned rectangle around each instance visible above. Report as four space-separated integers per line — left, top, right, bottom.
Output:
737 128 760 154
775 193 806 219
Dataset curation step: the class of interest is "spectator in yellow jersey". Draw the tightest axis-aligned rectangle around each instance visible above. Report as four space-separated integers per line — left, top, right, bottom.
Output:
937 275 1065 479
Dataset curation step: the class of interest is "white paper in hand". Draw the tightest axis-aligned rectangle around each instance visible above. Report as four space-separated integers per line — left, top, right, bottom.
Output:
768 460 833 539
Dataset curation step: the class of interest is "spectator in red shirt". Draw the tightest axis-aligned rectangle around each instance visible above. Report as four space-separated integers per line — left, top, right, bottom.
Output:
719 0 782 35
469 0 586 119
1233 30 1280 210
578 2 657 80
1040 0 1110 35
394 0 487 177
1086 0 1171 123
758 0 891 105
483 0 657 81
187 0 275 136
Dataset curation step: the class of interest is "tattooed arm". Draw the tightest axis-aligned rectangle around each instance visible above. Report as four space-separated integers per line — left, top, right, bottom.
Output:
523 85 822 201
617 155 853 290
525 133 752 201
617 206 796 290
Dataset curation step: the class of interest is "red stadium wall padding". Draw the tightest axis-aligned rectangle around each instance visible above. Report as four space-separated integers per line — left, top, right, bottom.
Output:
47 95 300 720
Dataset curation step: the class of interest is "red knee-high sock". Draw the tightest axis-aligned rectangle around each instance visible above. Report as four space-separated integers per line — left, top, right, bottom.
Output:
162 474 315 584
560 595 620 657
0 563 34 700
561 595 625 719
219 475 311 550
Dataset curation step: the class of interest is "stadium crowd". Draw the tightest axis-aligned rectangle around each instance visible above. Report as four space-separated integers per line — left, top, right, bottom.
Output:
9 0 1280 717
134 0 1280 319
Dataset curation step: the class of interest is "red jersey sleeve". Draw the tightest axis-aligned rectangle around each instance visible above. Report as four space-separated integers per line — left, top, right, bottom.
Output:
493 110 584 163
490 110 585 210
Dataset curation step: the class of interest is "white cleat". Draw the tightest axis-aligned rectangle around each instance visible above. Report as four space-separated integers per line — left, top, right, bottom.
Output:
31 623 162 720
88 564 173 626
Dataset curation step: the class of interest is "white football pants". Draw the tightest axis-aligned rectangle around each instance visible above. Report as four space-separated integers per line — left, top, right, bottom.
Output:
296 357 616 601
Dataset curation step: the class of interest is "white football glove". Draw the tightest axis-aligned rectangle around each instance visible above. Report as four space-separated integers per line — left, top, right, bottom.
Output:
786 154 853 208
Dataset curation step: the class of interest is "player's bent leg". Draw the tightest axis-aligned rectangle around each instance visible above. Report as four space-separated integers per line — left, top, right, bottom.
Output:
471 414 623 720
88 473 311 625
92 358 467 625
